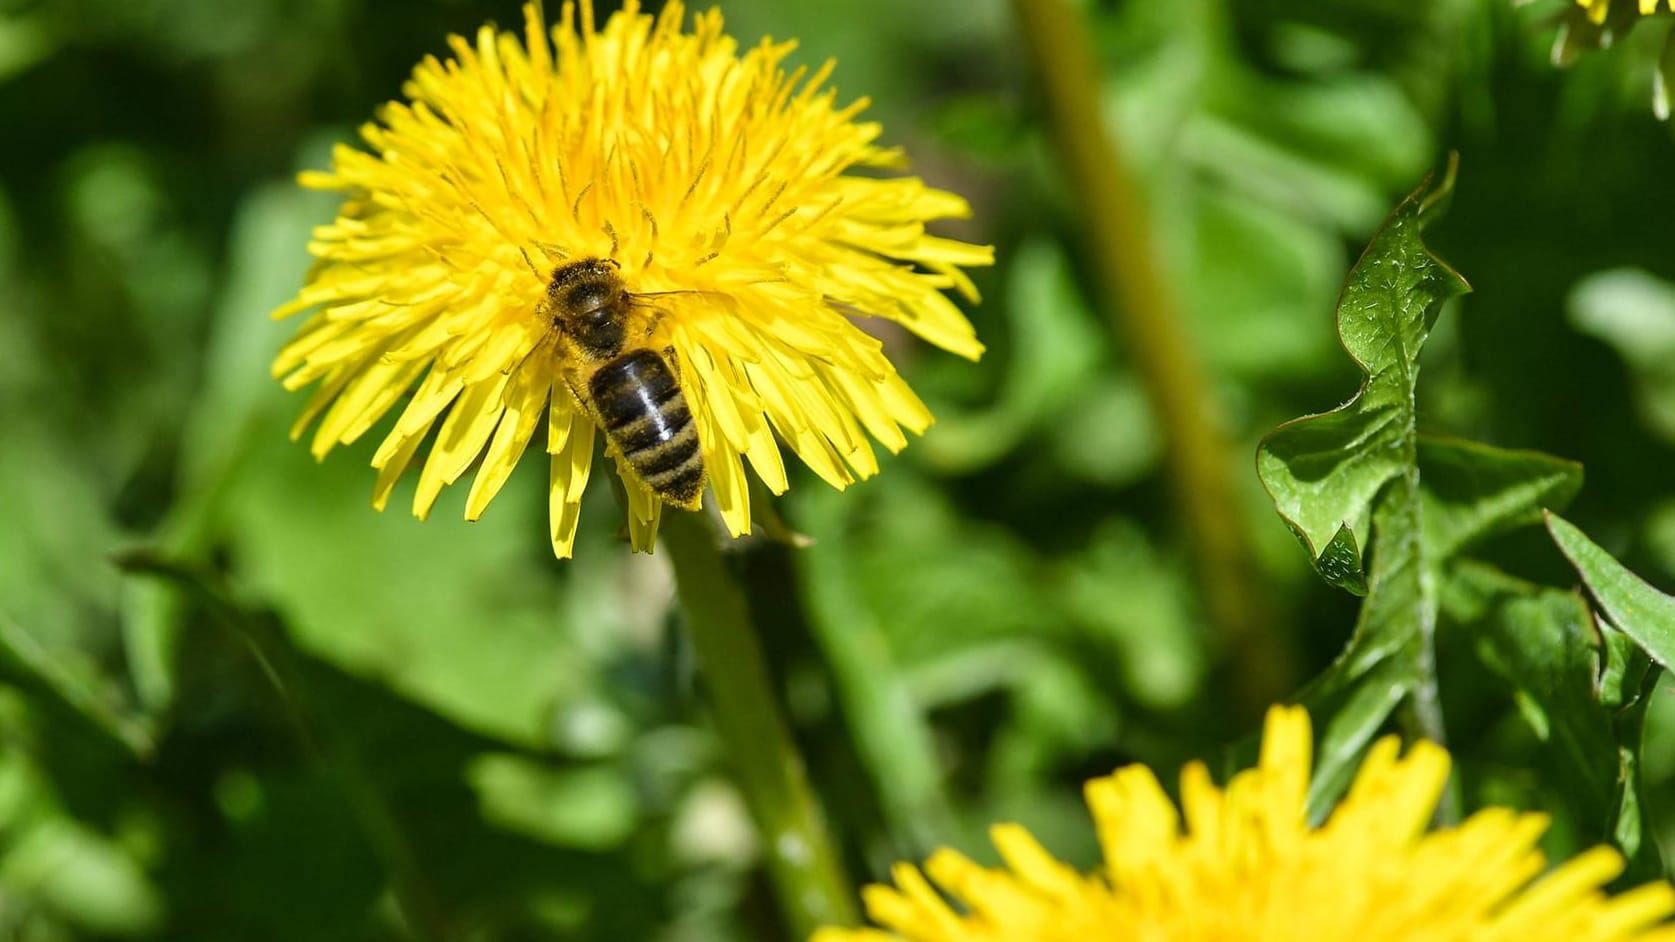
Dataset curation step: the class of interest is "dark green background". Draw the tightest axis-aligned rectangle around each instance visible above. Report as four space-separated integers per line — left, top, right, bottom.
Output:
5 0 1675 937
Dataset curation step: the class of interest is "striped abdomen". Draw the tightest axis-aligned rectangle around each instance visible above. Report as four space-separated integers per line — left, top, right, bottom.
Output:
589 349 704 509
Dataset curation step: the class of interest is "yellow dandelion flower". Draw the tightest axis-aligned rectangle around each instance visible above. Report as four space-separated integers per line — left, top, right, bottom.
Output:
1551 0 1675 117
272 1 991 557
816 706 1675 942
1577 0 1675 25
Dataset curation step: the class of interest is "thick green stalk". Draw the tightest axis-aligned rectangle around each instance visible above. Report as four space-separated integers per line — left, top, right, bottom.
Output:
660 512 858 938
1010 0 1289 711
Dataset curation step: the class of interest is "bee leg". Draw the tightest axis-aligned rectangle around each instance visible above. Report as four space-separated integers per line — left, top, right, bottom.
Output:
555 367 595 421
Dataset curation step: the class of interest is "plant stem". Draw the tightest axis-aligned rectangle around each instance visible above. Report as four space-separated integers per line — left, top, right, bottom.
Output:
1010 0 1290 713
660 512 858 937
1406 599 1458 823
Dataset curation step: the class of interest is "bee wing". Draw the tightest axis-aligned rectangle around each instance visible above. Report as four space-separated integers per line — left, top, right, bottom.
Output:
621 289 721 343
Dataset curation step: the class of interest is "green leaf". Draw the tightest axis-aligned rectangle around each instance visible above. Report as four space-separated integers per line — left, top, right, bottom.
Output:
1451 563 1614 811
118 555 669 937
0 672 163 937
119 178 333 714
1315 524 1370 598
3 814 164 935
0 616 154 758
1258 164 1469 592
1533 517 1675 879
790 484 958 857
1418 437 1583 564
1255 166 1467 751
467 755 638 852
1604 642 1661 882
1258 164 1598 805
1334 478 1431 684
1547 512 1675 670
1258 166 1589 757
1448 561 1663 878
1301 664 1410 821
1600 624 1654 712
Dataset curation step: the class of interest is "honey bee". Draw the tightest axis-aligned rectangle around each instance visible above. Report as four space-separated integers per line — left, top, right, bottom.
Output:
541 258 705 510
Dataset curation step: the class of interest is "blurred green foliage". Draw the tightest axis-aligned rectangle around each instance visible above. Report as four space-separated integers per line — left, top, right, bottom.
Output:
9 0 1675 938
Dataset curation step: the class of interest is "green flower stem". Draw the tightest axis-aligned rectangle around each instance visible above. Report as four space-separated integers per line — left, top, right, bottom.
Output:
1011 0 1290 712
660 511 859 937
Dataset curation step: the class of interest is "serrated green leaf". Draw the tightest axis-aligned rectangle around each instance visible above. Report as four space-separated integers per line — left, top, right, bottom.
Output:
1418 437 1583 564
1254 166 1467 749
1258 165 1469 587
1547 512 1675 670
1315 524 1369 596
1259 166 1587 759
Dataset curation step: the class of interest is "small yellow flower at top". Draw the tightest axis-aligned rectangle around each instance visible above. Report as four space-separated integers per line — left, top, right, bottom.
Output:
272 1 992 557
817 705 1675 942
1555 0 1675 117
1577 0 1675 24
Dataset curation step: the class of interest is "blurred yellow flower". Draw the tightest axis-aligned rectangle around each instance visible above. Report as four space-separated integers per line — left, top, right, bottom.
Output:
1554 0 1675 118
816 706 1675 942
272 1 990 557
1577 0 1675 24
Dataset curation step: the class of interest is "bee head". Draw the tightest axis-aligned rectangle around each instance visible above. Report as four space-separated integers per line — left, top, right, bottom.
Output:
547 258 624 322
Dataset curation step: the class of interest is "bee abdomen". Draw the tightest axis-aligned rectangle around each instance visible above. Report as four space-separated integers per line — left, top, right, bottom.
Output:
590 349 705 508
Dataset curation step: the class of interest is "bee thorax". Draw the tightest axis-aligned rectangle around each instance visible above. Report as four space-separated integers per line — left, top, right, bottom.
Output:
568 308 624 358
